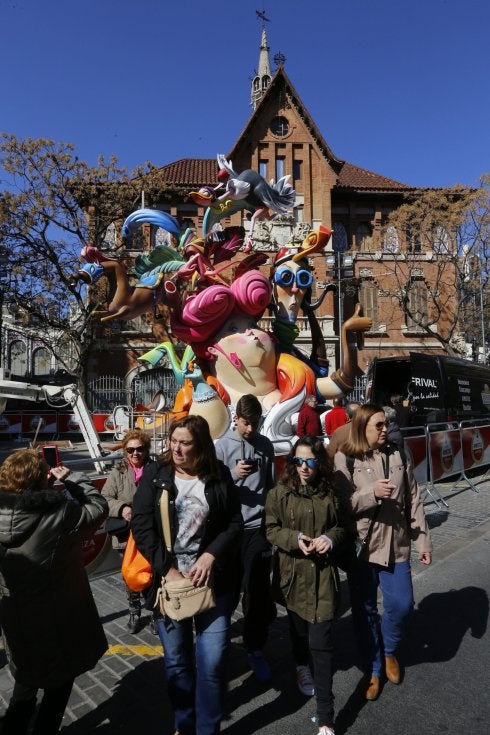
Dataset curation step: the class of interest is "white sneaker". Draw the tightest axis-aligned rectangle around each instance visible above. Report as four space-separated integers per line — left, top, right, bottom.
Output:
318 727 335 735
296 665 314 696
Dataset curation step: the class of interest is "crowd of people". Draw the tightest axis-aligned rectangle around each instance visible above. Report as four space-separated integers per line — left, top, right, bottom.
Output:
0 391 431 735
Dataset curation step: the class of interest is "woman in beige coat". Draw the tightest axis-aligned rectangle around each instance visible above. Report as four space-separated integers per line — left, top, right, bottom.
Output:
102 429 152 633
334 404 432 701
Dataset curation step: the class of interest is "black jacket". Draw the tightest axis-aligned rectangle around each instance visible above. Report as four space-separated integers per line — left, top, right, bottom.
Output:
131 460 243 607
0 475 108 688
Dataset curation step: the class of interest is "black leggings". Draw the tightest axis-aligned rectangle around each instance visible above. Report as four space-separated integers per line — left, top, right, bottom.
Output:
287 609 335 728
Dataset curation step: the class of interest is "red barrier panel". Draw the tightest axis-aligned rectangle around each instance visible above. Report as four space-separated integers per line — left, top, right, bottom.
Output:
404 433 428 486
460 424 490 471
428 426 463 482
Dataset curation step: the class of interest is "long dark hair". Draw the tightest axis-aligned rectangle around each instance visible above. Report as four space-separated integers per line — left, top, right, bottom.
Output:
161 415 221 479
280 436 333 497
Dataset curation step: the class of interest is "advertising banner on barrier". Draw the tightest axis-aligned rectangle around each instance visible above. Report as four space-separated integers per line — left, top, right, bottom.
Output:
21 413 57 434
428 427 463 482
461 425 490 471
404 434 428 486
0 413 21 433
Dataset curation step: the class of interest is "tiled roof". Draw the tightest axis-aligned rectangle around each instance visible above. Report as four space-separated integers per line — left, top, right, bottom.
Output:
157 157 412 194
156 158 217 186
335 162 412 191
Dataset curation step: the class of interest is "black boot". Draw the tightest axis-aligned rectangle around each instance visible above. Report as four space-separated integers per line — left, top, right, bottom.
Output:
127 611 141 633
126 587 142 633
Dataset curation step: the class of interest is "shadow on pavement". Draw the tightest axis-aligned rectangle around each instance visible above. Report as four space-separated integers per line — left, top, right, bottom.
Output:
61 659 172 735
403 585 489 665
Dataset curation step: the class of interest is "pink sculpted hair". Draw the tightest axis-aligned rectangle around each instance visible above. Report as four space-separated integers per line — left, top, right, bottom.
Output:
170 270 272 357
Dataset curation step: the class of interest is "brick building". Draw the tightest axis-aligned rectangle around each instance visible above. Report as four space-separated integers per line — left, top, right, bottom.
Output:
85 27 458 406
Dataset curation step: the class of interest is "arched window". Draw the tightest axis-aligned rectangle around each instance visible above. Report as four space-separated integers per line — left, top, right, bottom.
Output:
355 223 373 252
33 347 52 375
381 225 399 253
359 281 378 329
433 226 450 254
332 222 348 252
9 340 27 376
406 280 428 329
102 222 117 249
406 225 422 253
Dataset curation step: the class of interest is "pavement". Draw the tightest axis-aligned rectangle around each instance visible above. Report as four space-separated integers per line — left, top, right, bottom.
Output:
0 441 489 734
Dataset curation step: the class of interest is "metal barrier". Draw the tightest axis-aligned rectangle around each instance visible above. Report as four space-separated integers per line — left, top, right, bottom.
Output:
0 410 115 437
459 419 490 491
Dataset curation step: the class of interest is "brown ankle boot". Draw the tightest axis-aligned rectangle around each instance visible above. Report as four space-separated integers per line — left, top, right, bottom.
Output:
385 655 401 684
365 675 380 700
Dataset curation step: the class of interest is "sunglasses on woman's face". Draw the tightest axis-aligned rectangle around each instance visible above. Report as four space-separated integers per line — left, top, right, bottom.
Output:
126 446 145 454
293 457 318 468
372 421 388 431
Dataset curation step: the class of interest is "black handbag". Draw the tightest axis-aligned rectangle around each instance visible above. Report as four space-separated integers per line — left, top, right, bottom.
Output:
105 517 130 543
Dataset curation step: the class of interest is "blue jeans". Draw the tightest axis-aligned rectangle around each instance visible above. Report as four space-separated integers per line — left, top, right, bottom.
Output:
155 593 232 735
349 560 414 677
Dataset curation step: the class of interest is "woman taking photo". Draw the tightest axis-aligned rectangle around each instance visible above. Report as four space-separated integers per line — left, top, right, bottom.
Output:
0 449 108 735
102 429 152 633
265 436 346 735
334 404 432 701
131 415 243 735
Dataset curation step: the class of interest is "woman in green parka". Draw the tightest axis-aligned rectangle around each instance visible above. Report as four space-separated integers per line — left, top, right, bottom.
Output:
265 436 346 735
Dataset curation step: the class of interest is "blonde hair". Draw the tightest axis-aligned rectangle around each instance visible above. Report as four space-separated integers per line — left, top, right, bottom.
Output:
0 449 49 494
341 404 385 458
122 429 152 453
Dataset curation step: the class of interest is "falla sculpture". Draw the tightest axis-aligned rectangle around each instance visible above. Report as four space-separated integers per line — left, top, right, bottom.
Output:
75 154 371 447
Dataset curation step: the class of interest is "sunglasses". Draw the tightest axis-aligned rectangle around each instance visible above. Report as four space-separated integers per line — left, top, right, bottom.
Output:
126 446 146 454
273 266 313 289
371 422 388 431
293 457 318 468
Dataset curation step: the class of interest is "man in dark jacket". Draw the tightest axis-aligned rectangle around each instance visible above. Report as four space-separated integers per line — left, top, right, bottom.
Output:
297 395 322 437
215 394 276 683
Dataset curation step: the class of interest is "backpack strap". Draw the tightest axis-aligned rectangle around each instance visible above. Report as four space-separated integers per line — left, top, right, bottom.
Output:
345 454 355 480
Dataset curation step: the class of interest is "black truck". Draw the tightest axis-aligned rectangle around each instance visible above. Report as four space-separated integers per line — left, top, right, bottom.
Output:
365 352 490 425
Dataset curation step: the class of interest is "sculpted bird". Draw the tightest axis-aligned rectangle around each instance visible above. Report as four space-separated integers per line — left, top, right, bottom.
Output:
197 154 296 244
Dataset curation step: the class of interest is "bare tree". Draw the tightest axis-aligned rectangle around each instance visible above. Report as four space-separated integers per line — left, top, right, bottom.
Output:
0 134 172 385
382 180 489 357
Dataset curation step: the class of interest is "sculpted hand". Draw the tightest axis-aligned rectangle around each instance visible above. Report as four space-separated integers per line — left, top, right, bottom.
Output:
189 552 215 587
343 303 372 333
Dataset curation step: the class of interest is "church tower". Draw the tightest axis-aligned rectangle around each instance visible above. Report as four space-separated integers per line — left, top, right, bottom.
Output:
250 27 272 109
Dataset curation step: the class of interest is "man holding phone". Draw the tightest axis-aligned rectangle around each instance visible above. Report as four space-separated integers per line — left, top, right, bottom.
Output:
215 394 276 683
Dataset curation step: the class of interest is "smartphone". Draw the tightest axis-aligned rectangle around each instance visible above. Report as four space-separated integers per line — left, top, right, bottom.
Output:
42 445 60 469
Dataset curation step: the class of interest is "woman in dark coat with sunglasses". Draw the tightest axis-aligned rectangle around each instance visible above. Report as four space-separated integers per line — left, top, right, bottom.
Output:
265 437 347 735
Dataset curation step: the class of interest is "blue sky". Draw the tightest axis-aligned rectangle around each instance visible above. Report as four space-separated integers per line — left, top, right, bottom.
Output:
1 0 488 188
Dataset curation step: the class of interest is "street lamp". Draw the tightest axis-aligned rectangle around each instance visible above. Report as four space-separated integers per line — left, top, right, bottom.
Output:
479 268 487 364
326 251 354 369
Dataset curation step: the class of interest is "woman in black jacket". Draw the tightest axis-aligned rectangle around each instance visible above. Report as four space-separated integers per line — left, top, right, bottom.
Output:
0 448 108 735
132 415 243 735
